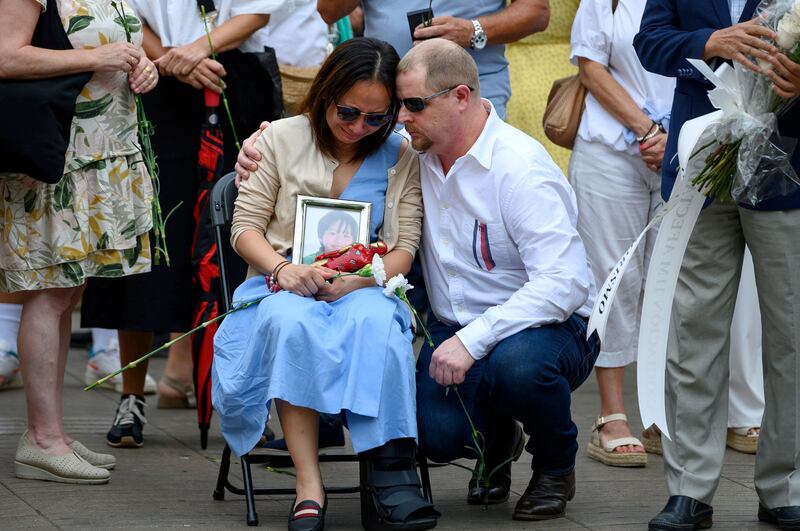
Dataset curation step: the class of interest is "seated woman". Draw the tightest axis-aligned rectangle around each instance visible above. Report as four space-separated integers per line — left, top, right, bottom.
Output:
212 38 439 531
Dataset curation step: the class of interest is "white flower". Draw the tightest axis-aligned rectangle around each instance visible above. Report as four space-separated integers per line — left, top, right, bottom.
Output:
777 10 800 49
383 274 413 298
371 254 386 287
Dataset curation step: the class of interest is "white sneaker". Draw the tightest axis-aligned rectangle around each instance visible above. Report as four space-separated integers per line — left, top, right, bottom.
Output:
84 340 157 395
0 348 22 391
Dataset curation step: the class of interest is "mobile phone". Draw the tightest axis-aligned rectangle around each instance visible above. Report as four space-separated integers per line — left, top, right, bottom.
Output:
407 8 434 40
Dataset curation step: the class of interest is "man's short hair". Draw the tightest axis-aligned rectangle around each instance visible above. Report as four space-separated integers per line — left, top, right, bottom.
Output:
398 39 480 94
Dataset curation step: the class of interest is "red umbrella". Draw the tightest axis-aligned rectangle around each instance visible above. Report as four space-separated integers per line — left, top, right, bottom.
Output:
191 88 225 449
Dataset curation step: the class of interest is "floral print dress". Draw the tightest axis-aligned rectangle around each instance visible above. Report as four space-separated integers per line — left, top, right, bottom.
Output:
0 0 153 292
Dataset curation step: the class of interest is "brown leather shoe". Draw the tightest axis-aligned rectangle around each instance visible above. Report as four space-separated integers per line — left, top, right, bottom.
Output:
512 470 575 521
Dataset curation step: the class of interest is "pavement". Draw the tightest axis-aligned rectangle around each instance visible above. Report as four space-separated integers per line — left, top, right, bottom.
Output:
0 339 771 530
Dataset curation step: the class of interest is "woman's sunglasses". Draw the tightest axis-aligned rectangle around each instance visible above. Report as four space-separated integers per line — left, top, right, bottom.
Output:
335 104 393 127
400 85 475 113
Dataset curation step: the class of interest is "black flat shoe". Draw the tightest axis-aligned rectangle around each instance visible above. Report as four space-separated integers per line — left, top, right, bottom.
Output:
466 421 525 505
513 469 575 521
758 504 800 530
649 496 712 530
288 496 327 531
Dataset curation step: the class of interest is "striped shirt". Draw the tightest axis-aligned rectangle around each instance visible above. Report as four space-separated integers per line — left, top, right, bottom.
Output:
729 0 746 23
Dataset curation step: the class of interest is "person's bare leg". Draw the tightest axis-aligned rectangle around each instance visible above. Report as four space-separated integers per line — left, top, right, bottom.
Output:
58 287 84 445
596 366 644 453
118 330 153 395
275 399 325 507
18 287 81 455
158 333 193 399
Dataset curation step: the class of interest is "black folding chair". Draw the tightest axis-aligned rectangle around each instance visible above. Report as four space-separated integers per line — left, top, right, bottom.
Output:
209 172 433 526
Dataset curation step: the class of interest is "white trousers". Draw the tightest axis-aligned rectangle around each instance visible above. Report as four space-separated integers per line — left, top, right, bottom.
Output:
569 138 660 368
728 248 765 428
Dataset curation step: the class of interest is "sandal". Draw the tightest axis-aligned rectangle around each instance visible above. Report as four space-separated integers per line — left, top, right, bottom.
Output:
587 413 647 467
156 375 196 409
726 427 759 454
289 496 327 531
641 425 663 455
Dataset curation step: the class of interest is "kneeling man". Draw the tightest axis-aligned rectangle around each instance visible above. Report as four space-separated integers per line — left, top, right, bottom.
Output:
397 39 599 521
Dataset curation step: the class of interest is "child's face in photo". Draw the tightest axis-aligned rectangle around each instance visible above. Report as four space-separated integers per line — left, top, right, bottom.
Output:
321 219 355 252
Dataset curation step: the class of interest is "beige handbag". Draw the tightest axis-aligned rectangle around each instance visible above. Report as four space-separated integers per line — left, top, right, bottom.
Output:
542 0 618 150
542 74 587 149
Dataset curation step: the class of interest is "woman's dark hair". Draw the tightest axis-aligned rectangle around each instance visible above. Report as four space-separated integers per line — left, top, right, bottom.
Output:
299 37 400 162
317 210 359 243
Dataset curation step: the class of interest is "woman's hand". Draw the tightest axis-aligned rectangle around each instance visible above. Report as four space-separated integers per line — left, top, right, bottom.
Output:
128 55 158 94
276 264 337 297
88 42 141 73
154 41 208 77
640 131 667 172
315 275 373 303
174 58 226 92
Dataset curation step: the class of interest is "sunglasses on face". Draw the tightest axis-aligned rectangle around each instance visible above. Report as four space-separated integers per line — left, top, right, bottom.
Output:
335 104 393 127
400 85 475 113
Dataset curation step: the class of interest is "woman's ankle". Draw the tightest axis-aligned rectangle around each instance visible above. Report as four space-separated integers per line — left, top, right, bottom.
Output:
294 476 325 506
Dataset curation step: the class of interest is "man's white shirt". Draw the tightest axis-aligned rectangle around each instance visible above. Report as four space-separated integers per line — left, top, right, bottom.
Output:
417 102 595 360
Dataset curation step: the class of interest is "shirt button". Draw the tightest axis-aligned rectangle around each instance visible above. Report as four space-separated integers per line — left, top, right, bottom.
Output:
442 238 449 245
389 169 396 175
442 202 449 209
387 201 394 209
448 270 456 277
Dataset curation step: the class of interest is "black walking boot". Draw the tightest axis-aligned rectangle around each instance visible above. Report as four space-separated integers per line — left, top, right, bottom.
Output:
360 438 440 531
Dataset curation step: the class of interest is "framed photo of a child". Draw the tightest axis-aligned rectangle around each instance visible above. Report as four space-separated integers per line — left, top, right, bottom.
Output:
291 195 372 265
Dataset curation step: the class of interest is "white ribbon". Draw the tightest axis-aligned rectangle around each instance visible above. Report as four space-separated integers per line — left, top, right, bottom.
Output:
587 61 745 439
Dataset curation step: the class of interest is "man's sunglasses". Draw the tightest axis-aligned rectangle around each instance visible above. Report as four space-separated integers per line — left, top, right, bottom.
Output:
400 85 475 113
335 104 393 127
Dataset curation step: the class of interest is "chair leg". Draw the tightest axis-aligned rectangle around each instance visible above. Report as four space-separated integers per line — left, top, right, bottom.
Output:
241 455 259 526
419 457 433 504
213 444 232 501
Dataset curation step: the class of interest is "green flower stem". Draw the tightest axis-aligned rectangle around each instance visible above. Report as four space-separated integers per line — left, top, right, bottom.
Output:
84 296 266 391
200 6 241 151
399 293 433 347
111 1 172 266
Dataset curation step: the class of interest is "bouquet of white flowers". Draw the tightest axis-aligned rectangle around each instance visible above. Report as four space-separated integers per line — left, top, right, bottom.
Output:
691 0 800 204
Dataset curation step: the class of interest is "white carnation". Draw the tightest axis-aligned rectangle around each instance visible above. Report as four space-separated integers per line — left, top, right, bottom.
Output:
371 254 386 287
777 11 800 49
383 274 413 298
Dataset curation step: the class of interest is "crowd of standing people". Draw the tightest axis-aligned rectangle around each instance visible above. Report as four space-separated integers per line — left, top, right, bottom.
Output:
1 0 799 530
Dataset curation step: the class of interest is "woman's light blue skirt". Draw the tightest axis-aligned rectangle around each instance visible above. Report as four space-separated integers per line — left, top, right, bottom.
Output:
212 275 418 457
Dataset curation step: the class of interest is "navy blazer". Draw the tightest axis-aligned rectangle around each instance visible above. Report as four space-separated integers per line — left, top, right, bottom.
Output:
633 0 800 210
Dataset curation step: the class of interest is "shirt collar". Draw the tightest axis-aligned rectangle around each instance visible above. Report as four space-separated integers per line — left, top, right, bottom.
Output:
464 99 500 171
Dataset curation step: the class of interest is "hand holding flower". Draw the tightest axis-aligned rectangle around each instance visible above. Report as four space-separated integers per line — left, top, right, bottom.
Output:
763 51 800 98
128 56 158 94
429 335 474 386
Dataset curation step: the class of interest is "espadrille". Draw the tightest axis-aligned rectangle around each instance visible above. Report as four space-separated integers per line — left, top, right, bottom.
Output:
14 432 110 484
69 440 116 470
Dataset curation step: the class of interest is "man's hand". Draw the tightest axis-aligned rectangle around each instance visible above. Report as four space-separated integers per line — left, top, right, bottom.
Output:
234 121 270 187
173 58 226 93
413 16 474 48
704 20 777 73
640 131 667 172
761 52 800 98
429 335 475 386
